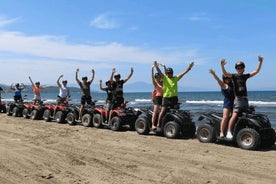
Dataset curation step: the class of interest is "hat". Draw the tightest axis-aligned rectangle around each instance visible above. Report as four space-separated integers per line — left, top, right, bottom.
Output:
114 74 121 78
82 76 88 80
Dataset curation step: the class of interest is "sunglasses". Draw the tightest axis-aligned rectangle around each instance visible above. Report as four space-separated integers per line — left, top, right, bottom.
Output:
236 66 244 69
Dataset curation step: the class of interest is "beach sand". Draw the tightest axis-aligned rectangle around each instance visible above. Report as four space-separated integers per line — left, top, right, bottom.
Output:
0 113 275 184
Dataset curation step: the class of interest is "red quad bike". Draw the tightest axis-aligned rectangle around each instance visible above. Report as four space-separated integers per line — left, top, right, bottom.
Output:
22 100 45 120
0 90 6 113
92 102 140 131
42 100 70 123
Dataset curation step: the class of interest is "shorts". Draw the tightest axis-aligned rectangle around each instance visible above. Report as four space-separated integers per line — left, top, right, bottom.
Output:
162 96 178 108
153 96 162 105
233 97 249 113
14 95 22 102
81 95 92 105
112 97 124 109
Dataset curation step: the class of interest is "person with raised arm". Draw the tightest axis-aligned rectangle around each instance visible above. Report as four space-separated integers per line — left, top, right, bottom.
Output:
56 74 70 104
209 68 234 137
10 82 26 102
29 76 51 104
154 60 194 130
75 68 95 121
110 67 133 109
221 56 263 139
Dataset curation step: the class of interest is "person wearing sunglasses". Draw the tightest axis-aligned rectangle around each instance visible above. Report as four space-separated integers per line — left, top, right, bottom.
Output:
153 60 194 130
221 56 263 139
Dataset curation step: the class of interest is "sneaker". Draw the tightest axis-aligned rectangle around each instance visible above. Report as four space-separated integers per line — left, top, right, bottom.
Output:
219 132 224 138
226 132 233 139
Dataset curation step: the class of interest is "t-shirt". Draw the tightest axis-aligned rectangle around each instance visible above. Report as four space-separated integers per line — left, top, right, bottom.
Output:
162 75 179 98
232 73 250 97
78 81 91 97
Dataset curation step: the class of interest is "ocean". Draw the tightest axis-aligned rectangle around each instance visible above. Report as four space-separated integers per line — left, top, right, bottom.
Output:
2 90 276 126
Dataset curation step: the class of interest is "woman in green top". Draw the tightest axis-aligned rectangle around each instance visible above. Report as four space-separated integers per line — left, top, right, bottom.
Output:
154 60 194 128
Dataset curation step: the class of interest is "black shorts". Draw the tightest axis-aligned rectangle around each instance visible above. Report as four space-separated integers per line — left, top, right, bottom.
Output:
153 96 162 105
162 96 178 108
112 97 124 109
81 96 92 105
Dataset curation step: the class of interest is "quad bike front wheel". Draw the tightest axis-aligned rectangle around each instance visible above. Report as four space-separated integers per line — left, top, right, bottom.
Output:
236 128 261 150
110 116 122 131
55 111 65 123
163 121 181 139
22 108 29 119
30 109 39 120
43 109 52 122
82 114 93 127
135 117 150 135
66 112 76 125
92 113 103 128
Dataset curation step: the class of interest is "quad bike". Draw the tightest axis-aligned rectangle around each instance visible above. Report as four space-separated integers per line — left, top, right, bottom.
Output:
42 100 70 123
66 102 96 127
92 102 140 131
196 106 276 150
21 100 45 120
0 100 6 113
6 95 28 117
135 104 196 139
0 98 6 113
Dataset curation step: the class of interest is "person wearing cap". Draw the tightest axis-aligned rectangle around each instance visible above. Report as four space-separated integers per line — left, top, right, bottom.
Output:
10 82 26 102
99 79 115 122
151 63 165 131
110 67 133 109
75 68 95 120
221 56 263 139
29 76 51 104
209 68 234 138
153 60 194 129
56 74 70 104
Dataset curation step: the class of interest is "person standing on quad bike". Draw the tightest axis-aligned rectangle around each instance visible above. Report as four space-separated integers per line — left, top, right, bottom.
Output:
29 76 51 104
75 68 95 121
154 60 194 129
56 74 70 104
151 63 165 131
221 56 263 139
10 82 26 102
99 79 115 123
209 69 235 138
110 67 133 109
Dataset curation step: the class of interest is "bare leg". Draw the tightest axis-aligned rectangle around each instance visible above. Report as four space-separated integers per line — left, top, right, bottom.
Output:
151 105 159 129
220 108 231 137
79 105 84 120
156 106 166 127
226 112 238 139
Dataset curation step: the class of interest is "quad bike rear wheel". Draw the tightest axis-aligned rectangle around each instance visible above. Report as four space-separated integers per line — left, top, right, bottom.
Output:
236 128 261 150
197 123 216 143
